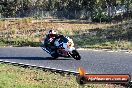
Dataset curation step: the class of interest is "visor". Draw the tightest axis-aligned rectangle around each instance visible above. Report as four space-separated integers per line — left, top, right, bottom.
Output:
49 34 56 37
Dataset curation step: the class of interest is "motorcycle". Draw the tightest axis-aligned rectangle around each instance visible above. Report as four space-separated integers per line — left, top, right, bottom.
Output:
41 36 81 60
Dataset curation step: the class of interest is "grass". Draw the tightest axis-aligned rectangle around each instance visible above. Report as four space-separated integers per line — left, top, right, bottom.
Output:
0 18 132 50
0 63 125 88
72 35 132 50
0 19 130 88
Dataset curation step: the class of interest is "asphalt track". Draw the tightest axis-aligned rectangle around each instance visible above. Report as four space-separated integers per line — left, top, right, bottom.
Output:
0 47 132 77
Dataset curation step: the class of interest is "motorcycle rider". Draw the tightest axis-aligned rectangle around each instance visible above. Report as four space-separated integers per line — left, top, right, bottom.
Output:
44 29 63 54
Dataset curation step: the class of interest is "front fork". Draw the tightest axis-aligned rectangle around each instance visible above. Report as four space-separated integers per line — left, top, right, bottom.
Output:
68 52 73 57
67 47 76 57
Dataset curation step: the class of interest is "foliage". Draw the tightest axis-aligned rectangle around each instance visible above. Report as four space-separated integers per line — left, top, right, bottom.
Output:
0 0 132 21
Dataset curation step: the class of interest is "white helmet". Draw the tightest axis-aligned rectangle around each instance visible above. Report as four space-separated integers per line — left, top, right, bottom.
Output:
47 29 57 37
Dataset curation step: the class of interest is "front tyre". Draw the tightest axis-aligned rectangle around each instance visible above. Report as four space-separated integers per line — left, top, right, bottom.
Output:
71 50 81 60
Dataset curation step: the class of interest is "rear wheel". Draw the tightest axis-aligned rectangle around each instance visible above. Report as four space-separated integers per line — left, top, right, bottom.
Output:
51 53 59 59
71 50 81 60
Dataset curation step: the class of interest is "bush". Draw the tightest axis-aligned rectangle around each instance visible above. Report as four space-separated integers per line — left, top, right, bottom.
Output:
92 14 110 22
92 11 110 22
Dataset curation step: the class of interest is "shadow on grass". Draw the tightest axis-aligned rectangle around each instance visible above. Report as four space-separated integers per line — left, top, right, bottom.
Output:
0 40 41 47
69 21 132 49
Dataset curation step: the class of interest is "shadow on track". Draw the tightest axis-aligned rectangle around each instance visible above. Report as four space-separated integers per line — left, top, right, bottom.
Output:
0 57 72 60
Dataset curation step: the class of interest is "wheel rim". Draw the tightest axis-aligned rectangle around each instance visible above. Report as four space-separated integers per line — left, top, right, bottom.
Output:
72 50 81 60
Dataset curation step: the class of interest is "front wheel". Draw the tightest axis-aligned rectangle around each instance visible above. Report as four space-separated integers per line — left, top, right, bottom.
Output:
70 50 81 60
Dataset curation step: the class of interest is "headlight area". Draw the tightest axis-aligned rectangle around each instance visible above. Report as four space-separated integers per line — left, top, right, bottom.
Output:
67 42 73 48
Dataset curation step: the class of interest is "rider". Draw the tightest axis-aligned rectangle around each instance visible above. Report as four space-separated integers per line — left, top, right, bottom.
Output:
44 29 63 54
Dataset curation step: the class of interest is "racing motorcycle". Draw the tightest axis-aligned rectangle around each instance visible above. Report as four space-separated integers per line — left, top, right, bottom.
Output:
41 36 81 60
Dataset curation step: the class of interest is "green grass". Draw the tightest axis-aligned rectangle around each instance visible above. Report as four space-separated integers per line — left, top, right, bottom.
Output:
0 63 125 88
0 37 41 47
0 35 131 50
0 19 132 49
72 35 132 50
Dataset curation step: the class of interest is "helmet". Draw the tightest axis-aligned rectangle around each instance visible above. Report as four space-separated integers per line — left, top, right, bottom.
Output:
47 29 57 38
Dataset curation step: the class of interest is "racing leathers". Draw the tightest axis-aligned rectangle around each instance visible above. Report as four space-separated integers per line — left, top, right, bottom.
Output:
44 34 63 54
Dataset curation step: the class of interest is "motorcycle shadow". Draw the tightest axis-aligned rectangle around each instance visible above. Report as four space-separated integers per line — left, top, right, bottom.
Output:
0 56 72 60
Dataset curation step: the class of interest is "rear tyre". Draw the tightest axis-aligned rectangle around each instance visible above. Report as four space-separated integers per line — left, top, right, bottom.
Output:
71 50 81 60
51 53 59 59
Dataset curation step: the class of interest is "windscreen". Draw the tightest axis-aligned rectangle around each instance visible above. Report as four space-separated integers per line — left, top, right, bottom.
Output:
59 36 68 43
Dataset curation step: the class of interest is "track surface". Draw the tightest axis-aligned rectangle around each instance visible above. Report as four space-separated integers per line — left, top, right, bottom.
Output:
0 47 132 76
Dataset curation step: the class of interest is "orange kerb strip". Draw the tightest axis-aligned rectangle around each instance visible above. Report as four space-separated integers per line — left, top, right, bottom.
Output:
78 67 86 76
